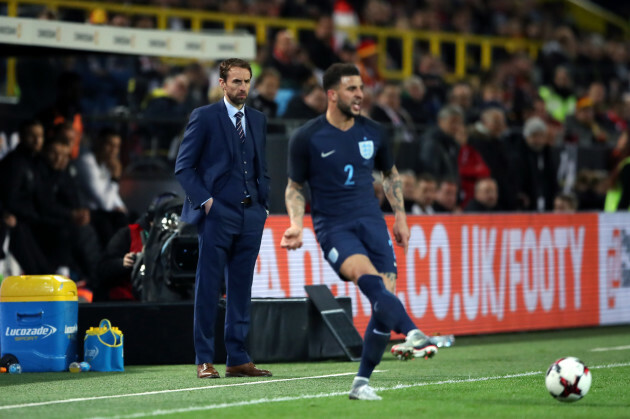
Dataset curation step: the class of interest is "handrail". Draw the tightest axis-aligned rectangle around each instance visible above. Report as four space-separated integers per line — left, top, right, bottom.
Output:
1 0 546 97
563 0 629 38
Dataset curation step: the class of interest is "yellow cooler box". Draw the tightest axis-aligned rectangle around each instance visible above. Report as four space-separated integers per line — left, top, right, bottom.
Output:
0 275 78 372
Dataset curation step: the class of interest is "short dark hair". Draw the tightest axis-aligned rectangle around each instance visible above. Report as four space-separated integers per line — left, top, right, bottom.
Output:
323 63 360 91
219 58 252 81
254 67 280 88
49 121 74 147
555 192 578 210
18 119 42 140
94 127 120 152
417 173 436 184
437 176 458 188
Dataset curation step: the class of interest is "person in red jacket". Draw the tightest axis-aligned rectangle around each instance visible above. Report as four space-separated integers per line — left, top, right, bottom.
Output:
456 125 491 208
96 193 176 301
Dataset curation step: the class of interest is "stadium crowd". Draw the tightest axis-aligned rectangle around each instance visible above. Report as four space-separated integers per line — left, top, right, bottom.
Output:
1 0 629 299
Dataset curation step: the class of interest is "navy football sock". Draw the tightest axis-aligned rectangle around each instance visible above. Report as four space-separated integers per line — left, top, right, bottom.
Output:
357 274 416 334
357 317 390 379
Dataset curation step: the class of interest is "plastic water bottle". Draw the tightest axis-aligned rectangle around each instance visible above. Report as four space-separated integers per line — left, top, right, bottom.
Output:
8 363 22 374
429 335 456 348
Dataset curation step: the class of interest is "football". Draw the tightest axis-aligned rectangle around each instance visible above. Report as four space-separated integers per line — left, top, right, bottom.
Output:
545 357 592 402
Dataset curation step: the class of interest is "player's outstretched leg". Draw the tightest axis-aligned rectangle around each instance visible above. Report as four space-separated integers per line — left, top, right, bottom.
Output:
349 317 390 400
357 274 416 333
357 274 438 361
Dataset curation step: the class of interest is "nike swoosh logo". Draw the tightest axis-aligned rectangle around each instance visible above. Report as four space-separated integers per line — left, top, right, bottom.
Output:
321 150 336 158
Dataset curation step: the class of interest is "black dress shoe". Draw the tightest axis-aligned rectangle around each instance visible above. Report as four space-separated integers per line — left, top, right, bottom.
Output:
225 362 272 377
197 363 220 378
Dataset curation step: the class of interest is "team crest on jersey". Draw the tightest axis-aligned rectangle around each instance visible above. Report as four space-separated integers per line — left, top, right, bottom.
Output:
358 137 374 159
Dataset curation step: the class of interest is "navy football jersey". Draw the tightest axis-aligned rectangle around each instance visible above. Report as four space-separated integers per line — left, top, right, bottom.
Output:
288 115 393 229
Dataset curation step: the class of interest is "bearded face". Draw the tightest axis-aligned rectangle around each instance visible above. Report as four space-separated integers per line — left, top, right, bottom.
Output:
334 75 363 119
220 66 252 108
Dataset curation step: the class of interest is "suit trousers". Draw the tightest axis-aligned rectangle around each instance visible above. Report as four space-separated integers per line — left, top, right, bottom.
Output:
193 198 266 366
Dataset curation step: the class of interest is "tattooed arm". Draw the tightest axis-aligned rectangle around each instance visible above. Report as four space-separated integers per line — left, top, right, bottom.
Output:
382 165 410 253
280 179 306 250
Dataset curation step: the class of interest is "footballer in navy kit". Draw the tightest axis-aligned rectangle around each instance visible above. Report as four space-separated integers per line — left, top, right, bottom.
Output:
281 63 438 401
287 114 396 277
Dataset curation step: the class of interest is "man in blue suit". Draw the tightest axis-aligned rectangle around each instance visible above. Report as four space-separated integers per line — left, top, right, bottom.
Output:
175 58 272 379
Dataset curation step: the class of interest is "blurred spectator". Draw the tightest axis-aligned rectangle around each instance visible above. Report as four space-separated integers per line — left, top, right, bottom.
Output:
361 0 393 27
332 0 360 50
283 83 327 120
408 7 442 32
370 81 416 143
448 81 479 125
356 39 383 89
142 73 190 155
525 95 563 145
360 85 375 118
538 65 577 123
401 75 433 126
337 40 359 64
76 128 129 247
247 68 281 118
418 105 464 181
504 52 538 125
575 33 614 88
433 177 459 213
37 72 84 159
456 123 491 208
554 192 578 213
464 177 499 213
479 82 506 112
604 130 630 211
415 55 448 122
266 30 313 90
0 120 51 274
468 107 515 210
399 170 418 213
0 120 44 218
538 26 578 86
587 81 618 134
35 130 101 286
300 15 341 71
564 96 614 146
182 62 210 111
575 168 607 211
512 117 558 211
607 40 630 99
410 173 437 215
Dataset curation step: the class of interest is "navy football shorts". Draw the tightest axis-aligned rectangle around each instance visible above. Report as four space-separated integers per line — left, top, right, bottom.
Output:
316 216 397 281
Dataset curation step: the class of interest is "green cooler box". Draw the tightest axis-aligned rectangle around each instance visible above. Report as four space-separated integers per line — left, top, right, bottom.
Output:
0 275 78 372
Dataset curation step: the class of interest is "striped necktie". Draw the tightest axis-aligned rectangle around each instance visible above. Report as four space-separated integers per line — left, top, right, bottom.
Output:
235 111 245 143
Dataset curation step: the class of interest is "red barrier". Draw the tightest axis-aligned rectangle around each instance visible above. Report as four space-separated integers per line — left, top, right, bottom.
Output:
254 213 629 337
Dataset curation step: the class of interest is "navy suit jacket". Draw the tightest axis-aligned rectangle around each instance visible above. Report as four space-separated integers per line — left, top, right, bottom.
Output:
175 101 270 224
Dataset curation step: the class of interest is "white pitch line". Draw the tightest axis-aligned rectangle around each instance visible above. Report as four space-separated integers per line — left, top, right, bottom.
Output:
590 345 630 352
0 371 369 411
95 362 630 419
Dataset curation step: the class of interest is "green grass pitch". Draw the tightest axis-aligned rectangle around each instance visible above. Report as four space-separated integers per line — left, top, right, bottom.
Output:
1 326 629 418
